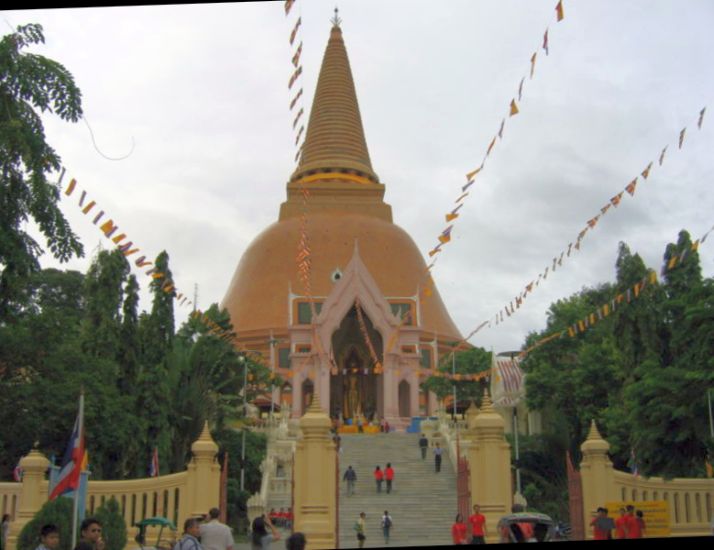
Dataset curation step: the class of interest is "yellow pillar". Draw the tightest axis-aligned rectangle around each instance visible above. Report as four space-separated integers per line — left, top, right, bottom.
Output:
579 420 617 539
185 422 221 521
467 392 512 543
7 448 50 550
293 394 336 550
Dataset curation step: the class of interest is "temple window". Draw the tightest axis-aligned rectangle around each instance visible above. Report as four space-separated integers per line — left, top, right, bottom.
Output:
420 348 432 369
296 301 323 324
390 302 415 325
278 347 291 369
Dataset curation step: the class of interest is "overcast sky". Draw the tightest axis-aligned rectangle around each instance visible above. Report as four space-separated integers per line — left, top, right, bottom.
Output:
7 0 713 354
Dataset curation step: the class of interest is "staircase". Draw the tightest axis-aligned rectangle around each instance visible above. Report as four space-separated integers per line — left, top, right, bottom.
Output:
337 433 456 548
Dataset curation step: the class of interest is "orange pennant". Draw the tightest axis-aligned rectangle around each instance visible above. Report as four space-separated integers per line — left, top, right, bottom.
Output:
556 0 564 21
510 99 519 116
625 178 638 196
611 191 624 207
530 52 537 79
641 162 653 180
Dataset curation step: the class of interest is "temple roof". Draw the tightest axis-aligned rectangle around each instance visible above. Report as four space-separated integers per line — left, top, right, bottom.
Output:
290 20 379 184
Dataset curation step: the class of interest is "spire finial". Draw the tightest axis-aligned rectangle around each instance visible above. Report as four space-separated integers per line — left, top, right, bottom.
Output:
331 6 341 27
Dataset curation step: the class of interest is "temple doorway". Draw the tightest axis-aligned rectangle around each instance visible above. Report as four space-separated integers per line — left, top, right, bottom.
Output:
329 305 383 422
301 378 314 415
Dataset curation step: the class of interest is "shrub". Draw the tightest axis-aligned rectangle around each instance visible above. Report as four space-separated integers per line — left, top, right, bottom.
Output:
17 498 73 550
94 498 126 550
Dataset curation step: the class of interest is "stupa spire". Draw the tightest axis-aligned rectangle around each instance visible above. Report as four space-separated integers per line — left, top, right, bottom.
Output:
290 13 378 184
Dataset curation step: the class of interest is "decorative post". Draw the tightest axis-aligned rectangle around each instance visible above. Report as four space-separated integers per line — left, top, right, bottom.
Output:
467 391 512 543
579 420 617 539
7 448 50 550
186 422 221 520
293 394 336 549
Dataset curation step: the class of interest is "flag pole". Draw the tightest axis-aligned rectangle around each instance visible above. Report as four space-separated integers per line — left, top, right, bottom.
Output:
71 389 85 549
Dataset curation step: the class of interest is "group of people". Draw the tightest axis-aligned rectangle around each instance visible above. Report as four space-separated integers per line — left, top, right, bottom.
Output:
353 511 393 548
418 433 444 472
25 517 105 550
451 505 487 545
266 509 293 530
372 464 395 494
591 505 646 540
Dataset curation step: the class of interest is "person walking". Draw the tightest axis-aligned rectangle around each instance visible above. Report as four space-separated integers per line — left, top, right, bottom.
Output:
433 443 443 473
451 514 468 545
343 465 357 496
35 524 60 550
635 510 646 538
624 505 642 539
374 465 384 493
418 434 428 460
590 507 614 540
468 504 487 544
199 508 234 550
354 513 366 549
384 463 395 494
175 518 204 550
249 516 280 550
381 511 393 545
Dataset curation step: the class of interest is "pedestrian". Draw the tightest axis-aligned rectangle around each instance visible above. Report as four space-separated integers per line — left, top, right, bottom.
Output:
284 532 306 550
199 508 234 550
2 515 10 550
175 518 203 550
384 419 390 433
343 465 357 496
624 505 642 539
614 507 628 539
381 511 393 545
434 442 443 472
353 512 366 549
374 465 384 493
636 510 646 538
468 504 487 544
35 524 60 550
333 433 342 453
418 433 428 459
451 514 468 545
250 516 280 550
590 507 614 540
79 518 105 550
385 463 395 493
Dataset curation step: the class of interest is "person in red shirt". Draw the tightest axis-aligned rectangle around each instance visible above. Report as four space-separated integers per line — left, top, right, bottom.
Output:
614 507 628 539
590 507 614 540
625 505 643 538
384 463 395 494
468 504 487 544
451 513 468 545
636 510 646 537
373 465 384 493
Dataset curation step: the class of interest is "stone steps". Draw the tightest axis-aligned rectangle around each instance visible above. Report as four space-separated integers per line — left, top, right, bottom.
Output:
337 433 456 548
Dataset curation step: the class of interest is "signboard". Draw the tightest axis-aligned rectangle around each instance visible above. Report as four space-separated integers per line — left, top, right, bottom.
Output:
605 500 670 538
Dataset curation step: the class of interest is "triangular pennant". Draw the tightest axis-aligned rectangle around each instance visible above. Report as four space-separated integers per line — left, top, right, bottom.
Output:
486 136 497 156
465 165 482 183
543 29 549 55
625 178 638 196
289 17 302 45
611 191 624 207
698 107 707 129
510 99 519 116
556 0 564 21
601 203 611 216
518 77 525 101
498 118 505 139
291 41 303 67
530 52 537 79
658 145 668 166
641 161 653 180
678 127 686 149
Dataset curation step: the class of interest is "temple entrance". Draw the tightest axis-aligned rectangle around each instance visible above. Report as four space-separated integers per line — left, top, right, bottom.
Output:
329 305 383 423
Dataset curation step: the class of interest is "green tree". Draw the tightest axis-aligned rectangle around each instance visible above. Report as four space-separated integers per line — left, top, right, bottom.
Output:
94 497 127 550
421 346 491 410
17 496 72 550
117 274 140 394
0 23 84 321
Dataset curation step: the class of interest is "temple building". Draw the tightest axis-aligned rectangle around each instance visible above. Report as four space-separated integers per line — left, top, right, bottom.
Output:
221 18 464 427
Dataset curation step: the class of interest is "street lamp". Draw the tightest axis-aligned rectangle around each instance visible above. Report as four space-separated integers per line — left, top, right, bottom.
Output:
238 350 262 491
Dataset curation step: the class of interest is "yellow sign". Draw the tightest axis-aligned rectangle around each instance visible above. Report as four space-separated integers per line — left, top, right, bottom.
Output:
605 501 670 538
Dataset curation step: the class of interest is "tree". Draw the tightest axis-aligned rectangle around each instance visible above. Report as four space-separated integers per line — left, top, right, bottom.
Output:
17 496 72 550
421 346 491 410
94 497 127 550
0 23 84 321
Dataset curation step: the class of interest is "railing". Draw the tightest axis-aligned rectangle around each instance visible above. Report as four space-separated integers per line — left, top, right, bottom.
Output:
612 470 714 536
0 482 21 519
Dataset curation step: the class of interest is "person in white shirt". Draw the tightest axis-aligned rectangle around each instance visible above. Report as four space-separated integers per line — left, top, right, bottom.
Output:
199 509 233 550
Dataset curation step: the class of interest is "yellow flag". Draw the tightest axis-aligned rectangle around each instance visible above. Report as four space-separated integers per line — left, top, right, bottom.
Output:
510 99 519 116
649 270 657 284
486 136 496 156
64 178 77 196
556 0 564 21
466 166 482 182
446 213 459 222
706 460 713 478
691 240 700 252
668 256 678 270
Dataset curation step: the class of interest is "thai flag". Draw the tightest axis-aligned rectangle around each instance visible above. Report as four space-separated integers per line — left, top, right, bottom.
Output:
49 410 85 500
149 447 159 477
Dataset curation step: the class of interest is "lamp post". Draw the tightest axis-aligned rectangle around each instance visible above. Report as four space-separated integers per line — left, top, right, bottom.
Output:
268 334 281 417
238 350 263 491
452 352 457 422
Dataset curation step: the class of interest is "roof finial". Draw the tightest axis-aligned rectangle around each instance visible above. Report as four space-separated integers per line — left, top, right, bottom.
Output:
331 6 342 27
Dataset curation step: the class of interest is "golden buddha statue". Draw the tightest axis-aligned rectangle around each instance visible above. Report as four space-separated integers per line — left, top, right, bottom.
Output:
343 371 363 419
